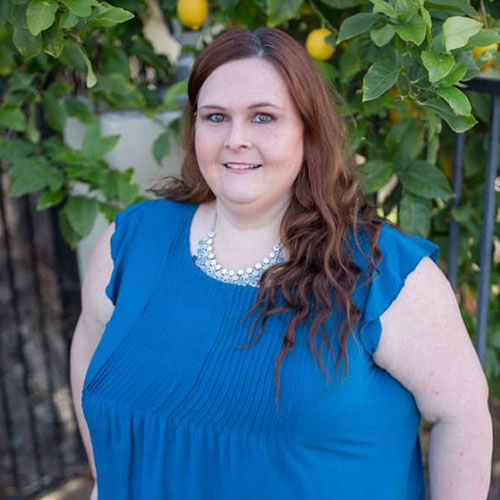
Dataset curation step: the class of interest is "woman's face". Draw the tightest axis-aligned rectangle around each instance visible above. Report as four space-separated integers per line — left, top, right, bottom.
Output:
194 57 304 211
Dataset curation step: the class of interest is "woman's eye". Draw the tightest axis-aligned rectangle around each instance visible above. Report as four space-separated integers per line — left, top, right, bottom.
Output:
205 113 275 124
206 113 225 123
254 113 274 124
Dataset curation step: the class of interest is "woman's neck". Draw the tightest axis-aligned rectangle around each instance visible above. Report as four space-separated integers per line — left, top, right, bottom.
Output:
207 198 289 270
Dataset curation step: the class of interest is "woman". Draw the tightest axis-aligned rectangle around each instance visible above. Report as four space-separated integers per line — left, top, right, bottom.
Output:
70 27 492 499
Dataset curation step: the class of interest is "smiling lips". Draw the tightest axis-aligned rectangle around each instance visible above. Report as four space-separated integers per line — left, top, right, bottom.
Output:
223 162 262 170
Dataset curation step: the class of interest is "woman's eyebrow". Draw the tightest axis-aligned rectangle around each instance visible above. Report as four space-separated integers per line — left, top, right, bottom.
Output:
198 102 284 111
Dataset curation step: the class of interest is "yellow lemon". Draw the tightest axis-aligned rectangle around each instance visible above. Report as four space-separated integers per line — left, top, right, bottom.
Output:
472 43 498 71
177 0 208 30
306 29 335 61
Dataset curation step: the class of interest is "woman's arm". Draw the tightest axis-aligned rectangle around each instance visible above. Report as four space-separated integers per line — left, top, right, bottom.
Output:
373 256 493 499
69 222 116 495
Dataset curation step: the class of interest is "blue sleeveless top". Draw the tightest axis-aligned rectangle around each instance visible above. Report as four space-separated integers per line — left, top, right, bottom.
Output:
82 198 439 499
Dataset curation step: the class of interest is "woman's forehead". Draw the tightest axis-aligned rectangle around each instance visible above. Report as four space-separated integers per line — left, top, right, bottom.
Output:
197 58 293 110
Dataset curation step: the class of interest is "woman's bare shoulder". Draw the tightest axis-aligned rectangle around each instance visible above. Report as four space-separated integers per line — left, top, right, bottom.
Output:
374 256 488 423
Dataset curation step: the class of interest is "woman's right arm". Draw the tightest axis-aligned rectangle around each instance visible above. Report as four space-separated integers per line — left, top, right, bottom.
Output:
69 222 116 496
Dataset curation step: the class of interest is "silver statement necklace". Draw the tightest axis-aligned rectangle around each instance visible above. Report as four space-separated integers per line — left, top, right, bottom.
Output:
193 210 284 287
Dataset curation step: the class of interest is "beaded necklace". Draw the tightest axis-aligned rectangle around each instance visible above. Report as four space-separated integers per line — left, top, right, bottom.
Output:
192 210 285 287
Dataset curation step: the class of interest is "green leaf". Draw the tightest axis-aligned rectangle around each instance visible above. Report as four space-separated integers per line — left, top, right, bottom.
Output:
101 46 130 76
26 101 40 143
314 60 337 80
117 176 139 205
442 16 482 52
0 138 36 162
0 104 26 131
60 0 90 17
7 72 34 91
217 0 238 8
357 160 393 194
0 44 14 76
97 135 120 158
58 9 79 28
419 4 432 31
27 0 58 36
394 14 426 46
152 130 171 166
0 0 8 21
92 2 135 27
370 0 398 17
163 80 188 106
42 92 67 132
339 38 361 83
394 0 411 14
64 195 98 237
54 148 86 164
13 25 42 58
9 4 29 27
468 90 490 124
266 0 302 27
77 44 96 88
58 209 80 249
81 122 120 160
435 87 471 115
43 26 64 58
95 73 145 109
60 40 86 71
81 121 100 159
455 50 480 81
421 50 454 82
99 169 119 199
422 97 477 133
464 29 500 49
399 160 455 199
370 24 395 47
320 0 365 6
362 59 401 101
9 157 64 196
435 63 467 87
337 13 379 43
423 0 478 19
385 119 425 162
64 97 94 123
399 191 431 236
36 188 65 209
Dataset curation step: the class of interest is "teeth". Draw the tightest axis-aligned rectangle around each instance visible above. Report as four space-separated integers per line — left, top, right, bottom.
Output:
224 163 261 170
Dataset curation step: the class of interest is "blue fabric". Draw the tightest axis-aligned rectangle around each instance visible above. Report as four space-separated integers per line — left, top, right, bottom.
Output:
82 199 440 500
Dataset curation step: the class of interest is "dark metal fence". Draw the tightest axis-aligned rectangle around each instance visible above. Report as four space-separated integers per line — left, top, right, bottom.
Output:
0 176 87 499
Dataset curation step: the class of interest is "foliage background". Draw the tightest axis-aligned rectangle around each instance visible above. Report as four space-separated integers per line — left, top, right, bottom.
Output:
1 0 500 396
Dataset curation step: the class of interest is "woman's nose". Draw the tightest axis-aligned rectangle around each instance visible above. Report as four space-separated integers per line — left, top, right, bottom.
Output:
223 120 252 149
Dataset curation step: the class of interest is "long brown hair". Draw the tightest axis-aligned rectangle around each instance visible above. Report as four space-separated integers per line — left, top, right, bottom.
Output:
150 27 384 407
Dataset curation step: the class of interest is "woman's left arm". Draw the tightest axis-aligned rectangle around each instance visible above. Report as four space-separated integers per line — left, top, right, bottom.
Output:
373 256 493 500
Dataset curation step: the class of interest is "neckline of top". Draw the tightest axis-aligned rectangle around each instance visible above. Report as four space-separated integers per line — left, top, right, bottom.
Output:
182 202 260 294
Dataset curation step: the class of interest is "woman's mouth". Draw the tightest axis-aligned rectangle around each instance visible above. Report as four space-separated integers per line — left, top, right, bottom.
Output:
223 163 262 170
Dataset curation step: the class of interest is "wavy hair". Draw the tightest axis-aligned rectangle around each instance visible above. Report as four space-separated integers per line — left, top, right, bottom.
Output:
150 27 384 408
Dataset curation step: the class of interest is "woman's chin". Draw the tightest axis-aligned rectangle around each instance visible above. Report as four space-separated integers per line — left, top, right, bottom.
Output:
219 193 261 206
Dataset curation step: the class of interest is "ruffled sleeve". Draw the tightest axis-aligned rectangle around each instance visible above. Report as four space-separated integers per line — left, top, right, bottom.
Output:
105 202 143 305
357 222 440 355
